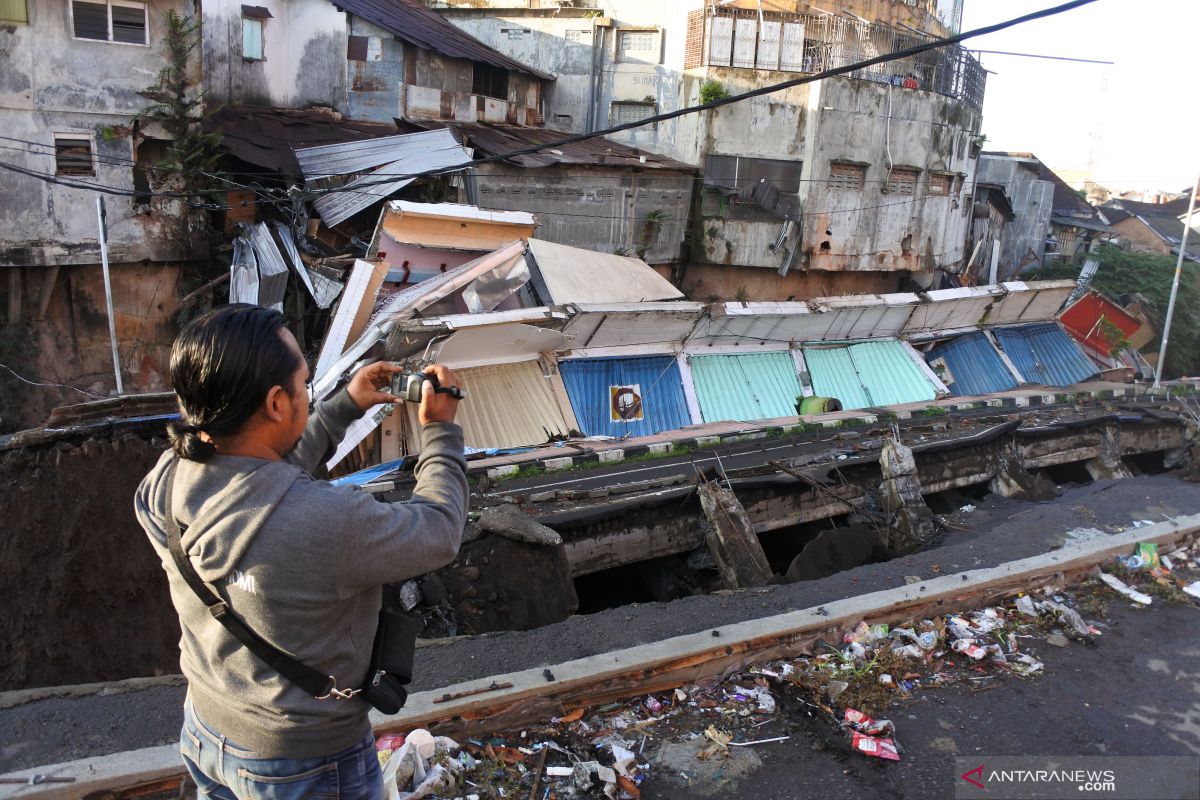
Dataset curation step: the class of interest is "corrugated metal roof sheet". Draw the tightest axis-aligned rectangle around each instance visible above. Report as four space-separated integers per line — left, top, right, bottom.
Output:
403 360 571 451
442 123 696 171
559 356 693 437
298 129 473 227
688 352 802 422
925 332 1019 396
804 341 938 410
992 322 1099 386
333 0 553 80
526 239 684 305
207 106 401 174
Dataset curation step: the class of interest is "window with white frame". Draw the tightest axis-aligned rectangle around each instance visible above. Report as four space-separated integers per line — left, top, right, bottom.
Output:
616 29 659 64
71 0 147 44
241 5 271 61
54 135 94 176
0 0 28 24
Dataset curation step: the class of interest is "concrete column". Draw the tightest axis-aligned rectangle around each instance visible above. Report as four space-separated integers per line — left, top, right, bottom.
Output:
877 437 935 552
1085 423 1133 481
697 479 773 589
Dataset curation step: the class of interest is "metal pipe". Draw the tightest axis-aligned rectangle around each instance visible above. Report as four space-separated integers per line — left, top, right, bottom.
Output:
1154 173 1200 388
95 196 123 395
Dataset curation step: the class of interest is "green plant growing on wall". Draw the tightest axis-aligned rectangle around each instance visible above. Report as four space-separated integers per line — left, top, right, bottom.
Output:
636 209 668 259
134 11 223 199
1097 316 1131 358
699 79 731 104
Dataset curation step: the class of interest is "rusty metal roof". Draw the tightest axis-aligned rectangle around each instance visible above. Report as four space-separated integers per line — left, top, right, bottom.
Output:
332 0 554 80
207 106 404 174
427 122 697 171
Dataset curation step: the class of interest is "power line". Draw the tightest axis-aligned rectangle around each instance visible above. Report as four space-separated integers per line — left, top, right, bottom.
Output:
0 362 106 399
306 0 1099 199
972 49 1114 65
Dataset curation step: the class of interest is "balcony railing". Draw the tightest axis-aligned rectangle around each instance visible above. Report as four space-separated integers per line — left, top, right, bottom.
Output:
686 8 985 111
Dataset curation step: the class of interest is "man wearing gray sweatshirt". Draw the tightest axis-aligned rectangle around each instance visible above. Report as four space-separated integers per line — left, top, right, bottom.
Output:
135 304 468 799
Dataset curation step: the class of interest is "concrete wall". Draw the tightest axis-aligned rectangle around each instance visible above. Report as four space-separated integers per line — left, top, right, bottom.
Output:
1 260 184 428
471 164 693 264
201 0 347 108
977 156 1054 280
0 0 205 267
658 262 903 302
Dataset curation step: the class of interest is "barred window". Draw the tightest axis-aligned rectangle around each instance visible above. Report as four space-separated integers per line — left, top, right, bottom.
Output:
829 162 866 191
54 135 94 176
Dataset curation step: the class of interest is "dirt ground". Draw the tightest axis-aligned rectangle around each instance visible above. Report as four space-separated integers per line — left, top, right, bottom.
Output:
0 433 181 691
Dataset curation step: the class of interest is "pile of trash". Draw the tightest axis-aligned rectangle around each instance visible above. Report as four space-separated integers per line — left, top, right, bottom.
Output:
372 540 1200 798
1099 539 1200 605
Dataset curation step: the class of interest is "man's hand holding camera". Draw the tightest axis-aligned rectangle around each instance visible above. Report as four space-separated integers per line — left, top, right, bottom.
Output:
345 361 461 426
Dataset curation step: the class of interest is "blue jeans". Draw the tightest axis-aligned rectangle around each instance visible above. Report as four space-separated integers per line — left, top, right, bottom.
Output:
181 700 384 800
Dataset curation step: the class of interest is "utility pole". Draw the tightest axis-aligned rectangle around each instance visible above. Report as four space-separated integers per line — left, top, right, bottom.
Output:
1154 174 1200 389
96 196 124 395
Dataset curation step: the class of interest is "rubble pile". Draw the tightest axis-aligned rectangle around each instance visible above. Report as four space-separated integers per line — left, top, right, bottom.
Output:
372 539 1200 799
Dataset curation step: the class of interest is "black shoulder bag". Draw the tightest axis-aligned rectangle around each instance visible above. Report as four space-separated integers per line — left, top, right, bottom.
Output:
163 460 418 714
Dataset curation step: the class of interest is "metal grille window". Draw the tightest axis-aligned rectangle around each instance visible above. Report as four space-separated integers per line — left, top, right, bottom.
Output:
54 135 94 176
927 173 952 196
611 101 656 126
886 168 919 195
0 0 28 24
829 162 866 191
72 0 147 44
617 29 658 63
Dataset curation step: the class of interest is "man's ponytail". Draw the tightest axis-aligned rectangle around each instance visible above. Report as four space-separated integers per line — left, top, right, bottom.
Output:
166 420 217 462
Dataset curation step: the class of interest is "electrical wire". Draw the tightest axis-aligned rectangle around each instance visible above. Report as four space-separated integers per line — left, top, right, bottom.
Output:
0 362 106 399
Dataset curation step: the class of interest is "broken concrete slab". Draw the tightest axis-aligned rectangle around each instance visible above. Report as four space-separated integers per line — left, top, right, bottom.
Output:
479 503 563 546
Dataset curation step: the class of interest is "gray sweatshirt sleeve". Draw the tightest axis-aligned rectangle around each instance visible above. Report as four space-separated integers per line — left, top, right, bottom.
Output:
334 421 469 595
286 390 364 475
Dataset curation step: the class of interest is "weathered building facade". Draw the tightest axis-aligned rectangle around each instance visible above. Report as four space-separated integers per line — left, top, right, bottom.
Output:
440 0 986 302
0 0 208 427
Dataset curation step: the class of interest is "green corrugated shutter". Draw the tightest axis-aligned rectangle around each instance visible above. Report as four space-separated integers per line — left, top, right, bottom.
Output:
804 341 936 410
689 351 803 422
804 347 871 409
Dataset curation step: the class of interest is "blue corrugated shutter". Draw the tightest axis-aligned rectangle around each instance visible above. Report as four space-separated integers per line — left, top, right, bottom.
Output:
805 341 938 409
992 323 1098 387
689 352 803 422
558 356 693 437
926 332 1019 396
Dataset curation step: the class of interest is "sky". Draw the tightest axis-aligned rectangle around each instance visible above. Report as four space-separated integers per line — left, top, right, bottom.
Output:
960 0 1198 194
